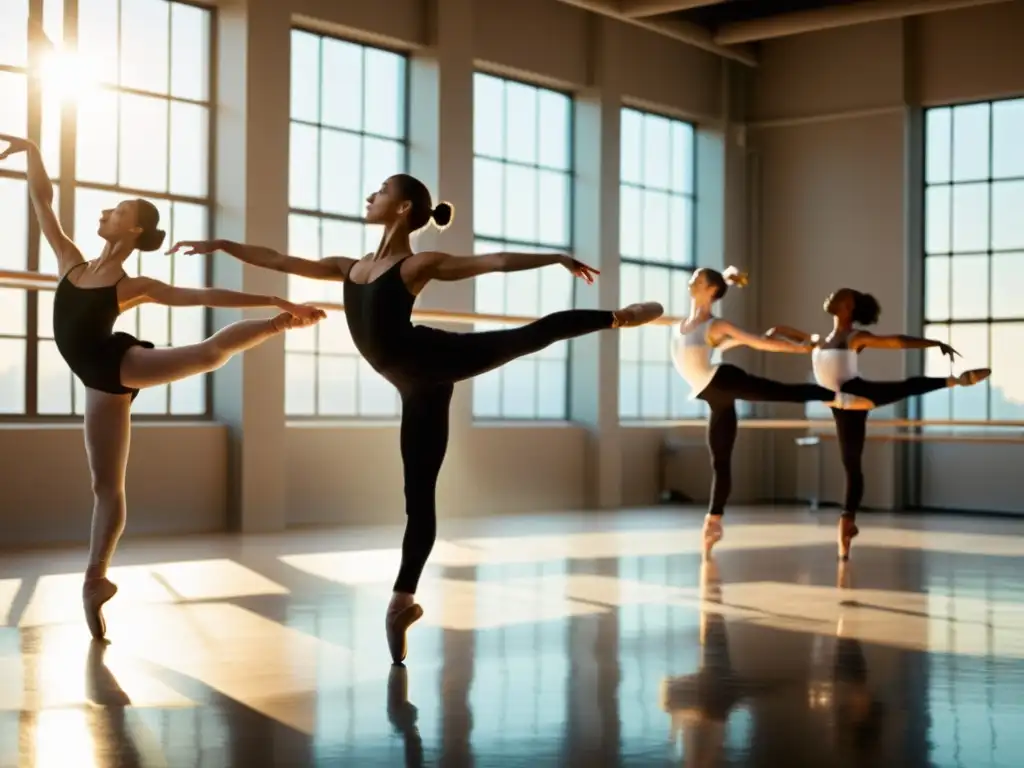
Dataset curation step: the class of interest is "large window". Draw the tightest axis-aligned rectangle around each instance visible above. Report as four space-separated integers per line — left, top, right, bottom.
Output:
0 0 213 418
922 100 1024 424
472 73 574 420
618 108 697 420
285 30 407 418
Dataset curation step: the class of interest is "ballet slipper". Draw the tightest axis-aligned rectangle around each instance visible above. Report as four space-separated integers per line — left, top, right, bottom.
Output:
957 368 991 387
837 516 859 562
386 603 424 664
612 302 664 328
82 577 118 641
702 515 723 558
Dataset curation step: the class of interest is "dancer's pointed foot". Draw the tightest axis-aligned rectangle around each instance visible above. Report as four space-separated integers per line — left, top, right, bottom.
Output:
957 368 991 387
702 514 723 558
386 603 424 664
612 302 664 328
837 516 859 562
83 577 118 641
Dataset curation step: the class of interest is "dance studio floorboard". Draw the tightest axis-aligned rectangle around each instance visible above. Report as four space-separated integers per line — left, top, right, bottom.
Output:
2 506 1024 767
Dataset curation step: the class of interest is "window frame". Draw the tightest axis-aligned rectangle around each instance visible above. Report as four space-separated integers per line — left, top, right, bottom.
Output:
617 105 699 423
285 27 411 421
470 68 577 422
0 0 217 422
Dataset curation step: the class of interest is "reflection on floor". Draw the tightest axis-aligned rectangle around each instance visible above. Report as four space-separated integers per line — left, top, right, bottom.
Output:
2 506 1024 767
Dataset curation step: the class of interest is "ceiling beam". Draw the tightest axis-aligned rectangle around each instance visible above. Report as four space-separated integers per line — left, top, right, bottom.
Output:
620 0 729 19
559 0 757 66
715 0 1013 45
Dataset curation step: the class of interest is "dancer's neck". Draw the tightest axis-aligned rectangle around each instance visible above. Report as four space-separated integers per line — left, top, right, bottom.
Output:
373 225 412 261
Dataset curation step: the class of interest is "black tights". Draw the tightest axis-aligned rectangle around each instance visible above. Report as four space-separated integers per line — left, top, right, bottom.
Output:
391 309 615 595
831 375 949 520
700 364 835 518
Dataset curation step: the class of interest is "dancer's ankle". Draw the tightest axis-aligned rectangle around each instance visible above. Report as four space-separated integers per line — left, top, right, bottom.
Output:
85 563 107 582
388 591 415 614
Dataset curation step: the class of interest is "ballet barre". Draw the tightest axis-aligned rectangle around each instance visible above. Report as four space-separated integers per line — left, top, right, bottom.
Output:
0 269 684 327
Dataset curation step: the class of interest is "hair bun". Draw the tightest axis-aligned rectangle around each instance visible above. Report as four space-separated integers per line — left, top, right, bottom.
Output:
722 265 749 288
430 201 454 229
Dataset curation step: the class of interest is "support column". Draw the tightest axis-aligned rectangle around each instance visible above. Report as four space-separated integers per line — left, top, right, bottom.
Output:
211 0 291 532
569 16 624 509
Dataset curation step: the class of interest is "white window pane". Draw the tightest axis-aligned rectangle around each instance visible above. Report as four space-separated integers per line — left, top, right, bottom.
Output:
538 90 570 170
619 185 642 258
170 306 204 346
472 367 501 418
991 253 1024 319
0 3 28 67
0 338 26 414
357 359 398 416
363 48 405 139
500 359 537 417
318 356 357 416
670 121 694 194
640 362 670 419
474 74 505 158
641 325 669 363
950 183 988 253
37 289 55 339
620 109 642 185
473 158 504 238
317 313 357 355
669 195 692 265
34 344 72 413
362 137 403 198
642 265 672 311
170 2 210 101
474 271 505 314
0 178 28 271
992 181 1024 251
619 362 639 419
120 0 170 93
133 384 167 414
320 38 363 131
170 201 208 281
76 88 119 185
925 108 951 185
924 256 950 322
289 123 319 210
670 269 691 317
619 263 642 307
992 99 1024 180
950 255 988 320
319 129 362 216
139 303 170 346
40 86 61 181
286 353 316 415
949 324 989 419
539 268 572 316
537 170 569 247
536 360 566 419
951 103 990 183
642 190 670 263
169 102 209 197
77 0 118 84
170 374 205 415
290 31 320 122
990 324 1024 420
0 287 26 336
504 82 538 165
922 324 949 378
284 317 316 352
322 218 365 262
119 93 169 192
643 114 671 190
504 165 538 242
924 186 951 254
38 186 62 277
506 270 540 316
0 72 28 173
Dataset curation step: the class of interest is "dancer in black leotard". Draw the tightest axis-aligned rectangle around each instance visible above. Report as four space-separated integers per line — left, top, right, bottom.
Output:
168 172 664 663
1 134 324 640
672 267 839 556
767 288 990 559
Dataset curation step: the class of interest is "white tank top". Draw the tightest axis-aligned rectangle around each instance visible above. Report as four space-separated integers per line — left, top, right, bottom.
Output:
811 348 872 409
671 318 720 398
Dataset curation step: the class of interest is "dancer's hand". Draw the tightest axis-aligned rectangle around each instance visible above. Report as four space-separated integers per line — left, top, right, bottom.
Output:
937 341 960 360
166 239 222 256
281 301 327 324
0 134 34 161
559 255 599 284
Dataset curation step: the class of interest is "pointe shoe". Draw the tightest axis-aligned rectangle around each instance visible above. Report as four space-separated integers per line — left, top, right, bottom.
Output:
837 517 859 562
83 577 118 641
613 302 665 328
386 603 424 664
702 515 723 558
958 368 992 386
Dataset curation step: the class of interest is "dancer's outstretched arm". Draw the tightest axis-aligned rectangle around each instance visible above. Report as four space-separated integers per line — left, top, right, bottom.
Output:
0 134 85 276
765 324 815 343
710 320 813 354
168 239 357 282
418 251 598 284
850 330 958 359
119 277 324 321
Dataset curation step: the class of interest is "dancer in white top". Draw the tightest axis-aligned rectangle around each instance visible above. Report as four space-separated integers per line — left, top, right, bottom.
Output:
674 267 838 555
767 287 991 559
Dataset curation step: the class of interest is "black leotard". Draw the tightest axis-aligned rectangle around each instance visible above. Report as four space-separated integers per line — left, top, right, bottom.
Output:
53 262 154 400
343 257 615 596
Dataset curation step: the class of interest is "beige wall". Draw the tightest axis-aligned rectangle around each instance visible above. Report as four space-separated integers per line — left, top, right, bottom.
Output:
750 2 1024 513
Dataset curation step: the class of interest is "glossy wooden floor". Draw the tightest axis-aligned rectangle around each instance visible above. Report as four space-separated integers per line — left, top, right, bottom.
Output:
2 506 1024 767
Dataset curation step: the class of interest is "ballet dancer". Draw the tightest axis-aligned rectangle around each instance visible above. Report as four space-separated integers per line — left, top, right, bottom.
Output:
672 266 839 555
167 172 664 663
1 134 325 640
765 287 990 560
